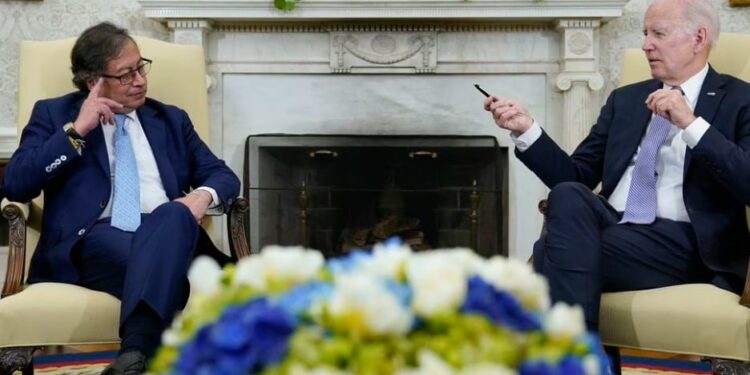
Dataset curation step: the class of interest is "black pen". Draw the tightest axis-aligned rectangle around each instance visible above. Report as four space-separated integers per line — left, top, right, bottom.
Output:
474 84 491 98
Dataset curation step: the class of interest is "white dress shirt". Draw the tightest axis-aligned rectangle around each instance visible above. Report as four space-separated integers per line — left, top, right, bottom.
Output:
98 111 219 219
513 64 711 222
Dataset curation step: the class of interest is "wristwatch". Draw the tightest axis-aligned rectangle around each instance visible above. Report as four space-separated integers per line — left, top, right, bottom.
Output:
63 122 86 151
63 122 83 140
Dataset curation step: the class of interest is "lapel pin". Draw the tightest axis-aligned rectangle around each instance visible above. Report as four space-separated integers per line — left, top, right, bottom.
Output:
707 92 716 96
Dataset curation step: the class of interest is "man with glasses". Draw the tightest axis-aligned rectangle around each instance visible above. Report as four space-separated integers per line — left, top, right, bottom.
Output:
4 22 240 374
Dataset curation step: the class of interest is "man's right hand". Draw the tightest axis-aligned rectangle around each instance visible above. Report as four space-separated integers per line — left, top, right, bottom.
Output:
484 96 534 135
72 78 124 137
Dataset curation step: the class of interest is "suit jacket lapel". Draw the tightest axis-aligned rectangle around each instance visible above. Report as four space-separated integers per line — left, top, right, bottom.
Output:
684 66 726 173
137 104 180 199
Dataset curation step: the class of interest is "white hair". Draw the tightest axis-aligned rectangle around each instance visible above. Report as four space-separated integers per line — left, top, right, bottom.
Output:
650 0 720 48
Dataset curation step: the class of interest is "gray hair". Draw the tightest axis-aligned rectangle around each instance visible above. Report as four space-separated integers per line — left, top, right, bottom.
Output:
650 0 720 48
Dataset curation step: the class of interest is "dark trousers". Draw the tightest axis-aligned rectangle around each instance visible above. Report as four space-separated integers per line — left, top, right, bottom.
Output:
71 202 224 332
532 182 712 330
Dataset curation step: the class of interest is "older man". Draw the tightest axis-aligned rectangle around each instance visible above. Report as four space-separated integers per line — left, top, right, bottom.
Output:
4 23 240 374
485 0 749 339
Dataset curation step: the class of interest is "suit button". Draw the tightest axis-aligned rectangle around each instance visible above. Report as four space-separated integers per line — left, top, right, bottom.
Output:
100 200 107 208
77 229 86 236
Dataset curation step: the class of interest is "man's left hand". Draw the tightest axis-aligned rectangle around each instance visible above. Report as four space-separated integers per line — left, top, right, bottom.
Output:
645 88 696 129
175 190 212 223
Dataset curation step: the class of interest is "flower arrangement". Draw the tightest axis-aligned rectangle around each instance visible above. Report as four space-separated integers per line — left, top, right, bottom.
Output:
151 238 609 375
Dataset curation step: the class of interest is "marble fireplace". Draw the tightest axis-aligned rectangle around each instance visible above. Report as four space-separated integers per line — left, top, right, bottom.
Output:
138 0 628 259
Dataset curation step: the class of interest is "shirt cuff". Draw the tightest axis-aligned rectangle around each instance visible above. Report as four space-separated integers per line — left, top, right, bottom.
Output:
510 121 543 152
194 186 222 215
681 116 710 148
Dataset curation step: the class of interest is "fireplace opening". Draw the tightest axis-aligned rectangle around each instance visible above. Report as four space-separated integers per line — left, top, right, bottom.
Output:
244 135 508 258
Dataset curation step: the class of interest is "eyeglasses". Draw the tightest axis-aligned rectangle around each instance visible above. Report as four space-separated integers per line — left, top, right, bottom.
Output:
101 58 152 85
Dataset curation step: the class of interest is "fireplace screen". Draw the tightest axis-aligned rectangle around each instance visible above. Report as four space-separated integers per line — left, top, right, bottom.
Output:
244 135 508 258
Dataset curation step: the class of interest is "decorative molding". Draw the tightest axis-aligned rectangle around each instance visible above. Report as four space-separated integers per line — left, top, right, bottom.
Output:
167 19 212 49
331 32 436 72
214 22 553 33
138 0 629 22
217 23 329 32
555 72 604 92
557 19 601 29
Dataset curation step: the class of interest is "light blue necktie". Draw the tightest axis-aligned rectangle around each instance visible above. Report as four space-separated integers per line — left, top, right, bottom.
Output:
619 114 673 224
111 114 141 232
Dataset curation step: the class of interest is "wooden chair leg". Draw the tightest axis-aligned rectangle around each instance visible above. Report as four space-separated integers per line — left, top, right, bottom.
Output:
707 357 750 375
0 347 38 375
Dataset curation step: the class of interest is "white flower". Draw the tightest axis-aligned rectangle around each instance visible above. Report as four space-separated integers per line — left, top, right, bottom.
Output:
359 241 412 280
187 256 223 295
394 351 516 375
582 354 602 375
288 365 353 375
543 302 586 338
327 273 413 335
473 256 550 311
461 364 516 375
233 256 267 290
406 250 472 317
394 350 454 375
233 246 324 291
161 317 187 347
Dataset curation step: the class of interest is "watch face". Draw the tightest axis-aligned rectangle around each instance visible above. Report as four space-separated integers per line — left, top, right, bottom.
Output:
65 123 82 139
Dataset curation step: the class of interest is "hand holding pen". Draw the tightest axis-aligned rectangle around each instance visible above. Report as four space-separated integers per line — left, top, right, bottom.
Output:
476 84 534 134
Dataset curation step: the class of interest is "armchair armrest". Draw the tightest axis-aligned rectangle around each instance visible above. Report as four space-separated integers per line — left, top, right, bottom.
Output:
227 196 250 260
537 199 750 308
1 199 30 298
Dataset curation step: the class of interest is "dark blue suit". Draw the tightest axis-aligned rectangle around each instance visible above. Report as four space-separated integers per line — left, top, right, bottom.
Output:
4 91 240 327
518 67 750 328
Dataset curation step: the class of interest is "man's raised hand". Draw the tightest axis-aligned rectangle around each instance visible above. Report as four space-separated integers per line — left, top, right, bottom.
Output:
484 96 534 135
73 78 124 137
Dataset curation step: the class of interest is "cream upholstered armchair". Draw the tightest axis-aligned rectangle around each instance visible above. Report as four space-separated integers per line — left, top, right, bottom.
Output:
596 32 750 374
0 36 250 374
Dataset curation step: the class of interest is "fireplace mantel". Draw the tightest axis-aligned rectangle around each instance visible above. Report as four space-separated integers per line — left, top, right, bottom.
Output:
139 0 628 22
137 0 629 259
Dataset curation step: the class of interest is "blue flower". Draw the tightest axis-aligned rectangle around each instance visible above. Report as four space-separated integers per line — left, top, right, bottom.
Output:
174 298 296 375
326 250 372 275
520 357 586 375
558 356 586 375
461 276 541 332
276 281 334 317
382 279 412 308
581 333 613 375
520 360 556 375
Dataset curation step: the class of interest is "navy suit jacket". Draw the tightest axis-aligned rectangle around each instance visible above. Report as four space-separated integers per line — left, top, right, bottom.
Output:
4 91 241 284
517 67 750 293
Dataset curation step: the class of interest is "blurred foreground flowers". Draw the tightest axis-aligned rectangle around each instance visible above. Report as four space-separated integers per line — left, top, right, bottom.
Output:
151 239 609 375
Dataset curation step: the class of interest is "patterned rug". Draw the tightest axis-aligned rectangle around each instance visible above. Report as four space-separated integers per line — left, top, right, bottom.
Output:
31 351 712 374
34 351 115 375
621 356 712 375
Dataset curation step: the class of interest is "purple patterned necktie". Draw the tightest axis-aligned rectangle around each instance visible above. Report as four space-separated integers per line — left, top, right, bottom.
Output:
619 113 673 224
